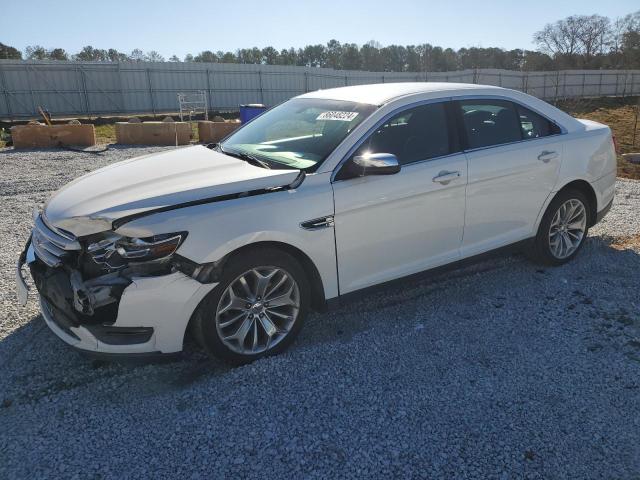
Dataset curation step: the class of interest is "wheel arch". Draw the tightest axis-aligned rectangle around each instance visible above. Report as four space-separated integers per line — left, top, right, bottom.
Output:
225 241 327 311
554 179 598 226
183 240 329 350
199 240 328 312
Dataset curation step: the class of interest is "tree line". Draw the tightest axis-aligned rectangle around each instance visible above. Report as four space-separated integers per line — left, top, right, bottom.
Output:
1 11 638 71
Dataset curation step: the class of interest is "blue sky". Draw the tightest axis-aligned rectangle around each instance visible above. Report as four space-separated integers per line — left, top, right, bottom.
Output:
2 0 638 59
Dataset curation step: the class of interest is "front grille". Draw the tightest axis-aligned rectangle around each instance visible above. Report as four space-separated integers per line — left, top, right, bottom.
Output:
31 214 81 267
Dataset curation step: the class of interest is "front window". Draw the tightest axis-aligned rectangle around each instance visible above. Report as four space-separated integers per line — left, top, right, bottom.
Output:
352 102 451 166
221 98 377 171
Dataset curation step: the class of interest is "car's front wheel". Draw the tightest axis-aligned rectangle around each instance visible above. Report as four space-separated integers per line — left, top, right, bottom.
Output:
529 189 590 266
193 247 310 364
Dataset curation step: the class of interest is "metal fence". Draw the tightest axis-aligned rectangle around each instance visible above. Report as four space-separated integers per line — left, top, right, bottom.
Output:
1 60 640 120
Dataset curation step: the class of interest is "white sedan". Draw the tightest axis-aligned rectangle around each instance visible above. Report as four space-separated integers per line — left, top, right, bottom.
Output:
17 82 616 364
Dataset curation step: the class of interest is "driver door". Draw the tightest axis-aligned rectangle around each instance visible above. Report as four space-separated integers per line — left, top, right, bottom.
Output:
331 101 468 294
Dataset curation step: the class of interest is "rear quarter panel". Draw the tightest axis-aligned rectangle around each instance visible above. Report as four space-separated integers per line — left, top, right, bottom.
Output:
554 120 616 212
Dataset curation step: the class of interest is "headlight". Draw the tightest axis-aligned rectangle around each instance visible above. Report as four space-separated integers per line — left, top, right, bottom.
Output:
88 232 187 270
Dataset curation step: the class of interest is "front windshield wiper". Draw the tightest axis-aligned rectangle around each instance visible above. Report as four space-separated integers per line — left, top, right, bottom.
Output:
217 145 271 169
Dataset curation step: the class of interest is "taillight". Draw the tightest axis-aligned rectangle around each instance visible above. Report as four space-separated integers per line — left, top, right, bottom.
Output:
612 133 619 154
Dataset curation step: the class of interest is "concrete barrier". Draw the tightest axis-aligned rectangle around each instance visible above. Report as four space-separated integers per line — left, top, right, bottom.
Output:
11 124 96 148
198 121 240 144
115 121 191 145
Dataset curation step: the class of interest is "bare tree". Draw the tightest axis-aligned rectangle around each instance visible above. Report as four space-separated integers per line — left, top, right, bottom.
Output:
146 51 165 62
578 15 611 63
25 45 48 60
534 15 586 68
129 49 146 62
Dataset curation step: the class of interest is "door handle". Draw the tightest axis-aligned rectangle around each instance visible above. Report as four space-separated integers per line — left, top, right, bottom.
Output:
432 170 461 184
537 150 558 163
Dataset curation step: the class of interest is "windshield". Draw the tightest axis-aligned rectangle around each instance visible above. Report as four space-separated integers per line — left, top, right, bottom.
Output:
220 98 377 171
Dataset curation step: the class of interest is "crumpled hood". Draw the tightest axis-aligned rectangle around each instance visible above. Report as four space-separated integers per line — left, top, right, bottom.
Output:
45 145 300 236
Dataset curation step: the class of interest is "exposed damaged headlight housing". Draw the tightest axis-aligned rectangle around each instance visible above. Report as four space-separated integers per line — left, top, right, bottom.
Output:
88 232 187 269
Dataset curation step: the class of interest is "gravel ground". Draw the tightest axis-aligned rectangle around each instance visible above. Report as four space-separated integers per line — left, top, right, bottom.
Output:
1 146 639 479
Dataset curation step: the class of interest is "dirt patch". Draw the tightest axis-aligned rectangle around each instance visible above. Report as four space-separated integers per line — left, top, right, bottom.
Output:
609 234 640 251
556 96 640 180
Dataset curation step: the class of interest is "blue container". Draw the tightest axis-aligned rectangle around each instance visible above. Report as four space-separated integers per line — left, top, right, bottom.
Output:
239 104 267 124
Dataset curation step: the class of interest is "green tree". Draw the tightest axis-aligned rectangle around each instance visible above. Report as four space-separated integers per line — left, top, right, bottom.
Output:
261 46 278 64
361 41 383 71
107 49 129 62
194 50 218 62
0 42 22 59
325 39 343 69
74 46 108 61
342 43 361 70
48 48 69 61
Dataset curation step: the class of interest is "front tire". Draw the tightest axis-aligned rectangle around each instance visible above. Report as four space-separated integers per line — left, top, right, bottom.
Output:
529 189 590 266
193 247 310 365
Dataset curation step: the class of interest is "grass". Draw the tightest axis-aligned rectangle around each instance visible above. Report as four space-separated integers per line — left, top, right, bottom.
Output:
94 121 201 144
94 124 116 145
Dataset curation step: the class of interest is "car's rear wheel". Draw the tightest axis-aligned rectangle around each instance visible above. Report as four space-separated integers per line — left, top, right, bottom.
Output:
193 248 309 364
529 189 590 265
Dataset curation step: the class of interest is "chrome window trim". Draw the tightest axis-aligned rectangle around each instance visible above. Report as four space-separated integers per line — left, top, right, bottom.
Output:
331 97 455 183
461 133 564 155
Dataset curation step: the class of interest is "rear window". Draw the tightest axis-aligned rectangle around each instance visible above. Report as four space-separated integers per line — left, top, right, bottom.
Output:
459 100 521 149
517 105 562 139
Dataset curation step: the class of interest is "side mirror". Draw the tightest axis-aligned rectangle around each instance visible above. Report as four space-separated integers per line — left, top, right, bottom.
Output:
346 153 401 177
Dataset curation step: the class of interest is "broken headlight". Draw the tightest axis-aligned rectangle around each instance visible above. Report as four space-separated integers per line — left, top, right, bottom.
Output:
87 232 187 270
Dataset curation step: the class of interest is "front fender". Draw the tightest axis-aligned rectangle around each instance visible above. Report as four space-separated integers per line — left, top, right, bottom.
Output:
115 172 338 299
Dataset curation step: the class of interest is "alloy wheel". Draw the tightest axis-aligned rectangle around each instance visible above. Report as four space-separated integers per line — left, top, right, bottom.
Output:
548 198 587 259
215 267 300 355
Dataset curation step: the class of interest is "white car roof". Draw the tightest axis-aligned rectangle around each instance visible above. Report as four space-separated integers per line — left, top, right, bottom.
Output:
297 82 505 105
297 81 583 133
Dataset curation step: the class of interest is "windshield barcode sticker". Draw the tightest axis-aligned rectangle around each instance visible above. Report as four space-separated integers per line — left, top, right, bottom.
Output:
316 111 359 121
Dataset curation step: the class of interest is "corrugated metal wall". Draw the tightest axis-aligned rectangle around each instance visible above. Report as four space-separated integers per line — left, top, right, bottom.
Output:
1 60 639 120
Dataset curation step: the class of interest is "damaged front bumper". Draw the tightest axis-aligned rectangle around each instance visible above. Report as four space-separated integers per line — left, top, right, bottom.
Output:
17 240 217 358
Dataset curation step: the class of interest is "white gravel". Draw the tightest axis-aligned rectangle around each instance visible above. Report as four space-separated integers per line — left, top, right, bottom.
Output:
1 146 640 479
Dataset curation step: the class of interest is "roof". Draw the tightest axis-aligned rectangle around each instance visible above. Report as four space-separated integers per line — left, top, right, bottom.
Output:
297 82 505 105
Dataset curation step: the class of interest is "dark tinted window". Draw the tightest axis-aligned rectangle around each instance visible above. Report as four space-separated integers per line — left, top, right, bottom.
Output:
459 100 521 149
517 105 561 139
354 103 450 165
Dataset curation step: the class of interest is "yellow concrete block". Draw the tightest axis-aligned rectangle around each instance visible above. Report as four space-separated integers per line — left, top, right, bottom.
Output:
11 124 96 148
115 122 191 145
198 121 240 144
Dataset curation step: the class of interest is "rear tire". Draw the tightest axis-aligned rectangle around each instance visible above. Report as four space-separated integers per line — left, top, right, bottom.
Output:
192 247 310 365
528 189 590 266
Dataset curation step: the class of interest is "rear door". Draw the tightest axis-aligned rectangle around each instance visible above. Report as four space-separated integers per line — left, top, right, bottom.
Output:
456 98 564 256
332 101 468 294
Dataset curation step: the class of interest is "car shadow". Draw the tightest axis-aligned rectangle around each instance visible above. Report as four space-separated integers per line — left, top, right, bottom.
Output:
1 235 638 405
